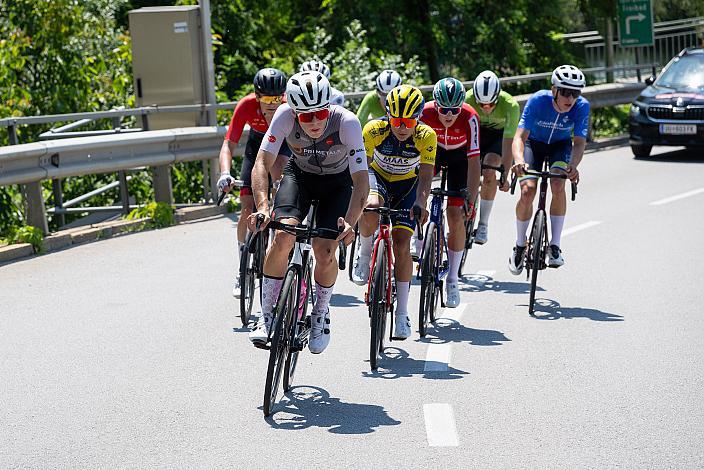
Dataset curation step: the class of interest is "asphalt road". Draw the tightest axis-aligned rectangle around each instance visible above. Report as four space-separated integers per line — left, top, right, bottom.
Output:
2 145 703 468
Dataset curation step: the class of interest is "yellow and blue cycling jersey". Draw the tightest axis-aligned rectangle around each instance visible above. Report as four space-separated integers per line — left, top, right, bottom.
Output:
362 117 437 182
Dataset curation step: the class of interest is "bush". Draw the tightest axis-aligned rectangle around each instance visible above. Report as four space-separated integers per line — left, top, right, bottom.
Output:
591 105 630 138
126 201 174 229
4 225 44 253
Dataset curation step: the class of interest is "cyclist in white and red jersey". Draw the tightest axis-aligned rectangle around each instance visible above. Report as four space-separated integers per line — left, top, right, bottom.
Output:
420 77 481 307
217 68 290 297
247 71 369 354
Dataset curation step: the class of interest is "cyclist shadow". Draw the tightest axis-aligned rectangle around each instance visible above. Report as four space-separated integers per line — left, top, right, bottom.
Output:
330 293 365 308
421 319 511 346
264 385 401 433
525 298 624 321
459 273 543 295
361 347 469 380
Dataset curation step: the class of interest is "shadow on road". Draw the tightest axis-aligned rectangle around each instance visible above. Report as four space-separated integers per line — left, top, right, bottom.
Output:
330 293 365 308
522 298 624 321
420 319 510 346
635 147 704 163
459 273 544 295
265 385 401 433
361 347 469 380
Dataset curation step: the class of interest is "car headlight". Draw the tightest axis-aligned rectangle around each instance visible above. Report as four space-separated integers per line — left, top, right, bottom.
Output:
630 104 641 116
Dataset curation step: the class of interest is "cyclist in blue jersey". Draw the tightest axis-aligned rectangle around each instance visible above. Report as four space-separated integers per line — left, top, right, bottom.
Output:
509 65 590 273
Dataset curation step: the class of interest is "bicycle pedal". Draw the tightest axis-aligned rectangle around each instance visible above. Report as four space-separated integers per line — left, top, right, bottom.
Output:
253 341 270 351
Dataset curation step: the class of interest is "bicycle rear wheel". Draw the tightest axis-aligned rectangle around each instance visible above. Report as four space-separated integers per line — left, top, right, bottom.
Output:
369 242 387 371
263 269 297 417
528 211 546 316
419 223 438 337
239 231 257 326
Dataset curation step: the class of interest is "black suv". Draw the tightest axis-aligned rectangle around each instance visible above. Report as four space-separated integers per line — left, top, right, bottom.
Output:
629 47 704 157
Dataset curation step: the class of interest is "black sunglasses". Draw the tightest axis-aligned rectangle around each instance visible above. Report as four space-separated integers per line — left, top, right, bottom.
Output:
557 88 581 98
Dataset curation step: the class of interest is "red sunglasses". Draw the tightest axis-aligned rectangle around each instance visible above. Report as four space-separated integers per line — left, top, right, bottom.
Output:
389 117 418 128
437 106 461 115
297 108 330 123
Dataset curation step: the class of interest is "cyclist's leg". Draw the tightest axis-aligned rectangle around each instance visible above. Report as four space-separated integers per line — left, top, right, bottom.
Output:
445 148 469 286
509 139 540 275
478 129 504 237
308 171 353 353
389 178 417 338
353 169 385 285
237 135 260 247
547 139 572 266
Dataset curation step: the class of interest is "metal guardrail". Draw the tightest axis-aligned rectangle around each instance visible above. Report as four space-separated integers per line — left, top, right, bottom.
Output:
0 81 647 233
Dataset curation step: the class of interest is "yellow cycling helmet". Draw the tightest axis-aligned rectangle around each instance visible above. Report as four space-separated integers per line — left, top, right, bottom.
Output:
386 85 425 119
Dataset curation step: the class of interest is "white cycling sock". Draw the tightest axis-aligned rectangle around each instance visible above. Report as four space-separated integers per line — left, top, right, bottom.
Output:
479 198 494 226
313 282 334 315
261 275 283 318
550 215 565 247
395 281 410 316
359 234 374 260
447 249 463 283
516 218 530 247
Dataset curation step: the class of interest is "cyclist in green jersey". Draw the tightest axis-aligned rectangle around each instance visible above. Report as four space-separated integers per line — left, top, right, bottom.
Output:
465 71 520 244
356 70 402 126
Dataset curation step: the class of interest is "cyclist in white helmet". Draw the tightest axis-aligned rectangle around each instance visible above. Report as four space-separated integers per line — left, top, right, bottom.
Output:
300 59 345 106
466 70 520 245
248 71 369 354
356 69 403 126
509 65 589 273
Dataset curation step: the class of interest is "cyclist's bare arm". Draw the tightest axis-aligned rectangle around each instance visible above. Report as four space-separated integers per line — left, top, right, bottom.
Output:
346 170 370 226
467 156 481 203
566 136 586 182
512 128 530 174
415 163 434 217
252 148 276 214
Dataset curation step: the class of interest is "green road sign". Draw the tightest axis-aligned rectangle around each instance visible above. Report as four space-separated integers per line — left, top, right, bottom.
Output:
618 0 654 47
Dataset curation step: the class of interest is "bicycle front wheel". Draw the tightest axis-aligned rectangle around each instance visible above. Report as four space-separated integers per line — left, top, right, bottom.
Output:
239 232 257 326
263 269 297 417
369 242 387 371
458 198 478 278
528 211 546 316
419 223 438 337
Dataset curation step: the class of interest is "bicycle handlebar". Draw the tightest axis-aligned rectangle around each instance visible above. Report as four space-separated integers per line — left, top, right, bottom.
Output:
215 179 245 206
510 171 578 200
363 205 424 241
264 218 347 271
481 163 506 186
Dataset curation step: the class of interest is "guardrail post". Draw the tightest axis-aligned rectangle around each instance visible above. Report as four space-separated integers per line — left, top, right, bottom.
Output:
8 124 18 145
118 171 130 215
209 159 219 203
22 182 49 234
52 179 65 227
152 165 173 205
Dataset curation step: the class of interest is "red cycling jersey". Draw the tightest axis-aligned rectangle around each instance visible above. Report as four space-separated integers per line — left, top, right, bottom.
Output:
224 93 270 143
420 102 480 159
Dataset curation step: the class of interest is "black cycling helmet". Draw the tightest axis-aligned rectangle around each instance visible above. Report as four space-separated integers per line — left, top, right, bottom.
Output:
253 68 287 96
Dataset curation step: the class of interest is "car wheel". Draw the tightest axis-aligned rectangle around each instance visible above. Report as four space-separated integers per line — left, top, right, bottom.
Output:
631 144 652 158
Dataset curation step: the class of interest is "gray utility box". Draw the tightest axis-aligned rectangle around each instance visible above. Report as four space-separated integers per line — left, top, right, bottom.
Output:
129 6 206 130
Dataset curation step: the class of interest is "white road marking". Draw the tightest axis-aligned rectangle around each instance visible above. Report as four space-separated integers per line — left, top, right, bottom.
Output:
424 404 460 447
649 188 704 206
562 220 603 237
424 343 452 372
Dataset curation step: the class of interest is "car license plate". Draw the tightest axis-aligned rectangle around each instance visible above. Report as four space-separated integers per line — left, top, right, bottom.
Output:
659 124 697 135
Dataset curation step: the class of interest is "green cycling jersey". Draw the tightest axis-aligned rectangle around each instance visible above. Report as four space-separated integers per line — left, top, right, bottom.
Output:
465 90 520 138
356 91 386 126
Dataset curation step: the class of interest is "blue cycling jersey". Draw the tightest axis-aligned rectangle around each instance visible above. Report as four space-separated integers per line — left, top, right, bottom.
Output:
518 90 590 144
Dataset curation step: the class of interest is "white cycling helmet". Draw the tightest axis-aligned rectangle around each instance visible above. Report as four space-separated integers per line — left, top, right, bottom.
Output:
551 65 586 90
286 71 331 112
473 70 501 104
375 70 402 93
299 60 331 79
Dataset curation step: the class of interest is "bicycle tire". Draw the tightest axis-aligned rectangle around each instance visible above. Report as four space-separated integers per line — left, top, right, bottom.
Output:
528 211 546 317
263 269 297 417
348 224 359 281
369 242 387 371
284 265 311 391
459 197 478 277
239 231 256 326
419 223 438 337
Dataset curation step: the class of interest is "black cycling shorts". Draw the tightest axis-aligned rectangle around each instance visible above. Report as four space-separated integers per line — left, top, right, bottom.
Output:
521 138 572 180
479 127 504 158
434 147 468 206
272 160 352 232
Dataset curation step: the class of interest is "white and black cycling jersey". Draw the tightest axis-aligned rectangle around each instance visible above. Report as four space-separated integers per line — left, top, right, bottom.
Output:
260 104 368 176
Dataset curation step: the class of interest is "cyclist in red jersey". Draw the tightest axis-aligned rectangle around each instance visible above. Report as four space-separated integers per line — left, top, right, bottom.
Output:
217 68 291 297
420 77 481 307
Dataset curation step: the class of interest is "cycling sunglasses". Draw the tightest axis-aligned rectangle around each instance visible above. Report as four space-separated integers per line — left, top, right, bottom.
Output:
296 108 330 123
257 94 284 104
437 106 461 115
557 88 581 98
389 117 418 128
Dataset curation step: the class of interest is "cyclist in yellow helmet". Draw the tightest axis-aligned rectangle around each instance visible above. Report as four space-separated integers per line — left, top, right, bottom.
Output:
352 85 437 340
